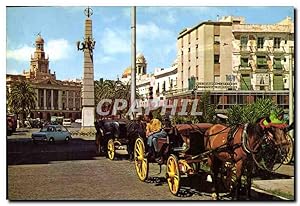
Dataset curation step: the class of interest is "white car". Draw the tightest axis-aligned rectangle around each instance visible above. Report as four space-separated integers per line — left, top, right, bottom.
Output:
75 119 82 124
63 118 72 127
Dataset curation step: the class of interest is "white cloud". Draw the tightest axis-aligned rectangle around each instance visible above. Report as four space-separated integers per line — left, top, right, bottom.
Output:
7 39 72 62
45 39 72 61
94 55 114 64
165 12 177 24
6 45 34 62
6 68 20 75
137 22 174 40
100 28 130 54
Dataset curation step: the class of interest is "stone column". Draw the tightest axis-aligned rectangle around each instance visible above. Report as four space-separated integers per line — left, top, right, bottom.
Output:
66 90 69 110
51 89 54 110
80 10 95 130
43 89 47 110
58 90 62 110
35 89 39 109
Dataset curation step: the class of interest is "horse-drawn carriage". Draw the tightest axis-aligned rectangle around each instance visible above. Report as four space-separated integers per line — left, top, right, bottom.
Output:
95 119 145 160
133 120 292 199
134 123 214 195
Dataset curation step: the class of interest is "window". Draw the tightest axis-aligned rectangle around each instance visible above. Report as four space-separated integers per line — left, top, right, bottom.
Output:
188 34 191 44
240 57 249 67
214 55 220 64
257 56 267 69
162 81 166 92
241 36 248 48
241 75 251 90
274 37 281 49
273 58 282 69
257 37 264 49
196 29 198 40
156 83 159 94
196 44 198 59
214 35 220 44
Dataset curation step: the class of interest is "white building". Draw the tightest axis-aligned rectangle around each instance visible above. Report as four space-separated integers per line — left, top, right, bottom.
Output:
120 53 178 107
153 61 178 103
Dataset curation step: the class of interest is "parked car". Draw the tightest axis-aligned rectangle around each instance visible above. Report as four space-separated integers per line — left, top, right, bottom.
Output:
63 118 72 127
32 125 72 144
75 119 82 124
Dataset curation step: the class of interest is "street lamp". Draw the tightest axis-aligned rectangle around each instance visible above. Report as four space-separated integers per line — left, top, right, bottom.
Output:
77 36 96 62
289 46 294 138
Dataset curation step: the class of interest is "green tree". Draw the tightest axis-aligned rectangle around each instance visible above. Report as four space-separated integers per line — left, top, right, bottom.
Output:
7 81 36 123
196 91 217 123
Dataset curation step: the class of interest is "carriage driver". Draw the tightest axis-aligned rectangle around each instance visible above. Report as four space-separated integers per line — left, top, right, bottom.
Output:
144 112 167 158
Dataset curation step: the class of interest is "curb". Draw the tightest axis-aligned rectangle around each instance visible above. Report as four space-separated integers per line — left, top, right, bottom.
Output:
251 186 290 200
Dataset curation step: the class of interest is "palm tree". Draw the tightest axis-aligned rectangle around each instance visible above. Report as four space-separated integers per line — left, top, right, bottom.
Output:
94 78 141 118
7 81 36 123
227 98 283 125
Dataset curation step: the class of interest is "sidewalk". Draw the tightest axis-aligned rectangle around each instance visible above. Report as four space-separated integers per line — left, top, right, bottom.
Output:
252 164 295 200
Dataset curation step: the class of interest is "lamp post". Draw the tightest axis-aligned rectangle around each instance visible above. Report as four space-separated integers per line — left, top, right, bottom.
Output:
130 6 136 119
289 46 294 137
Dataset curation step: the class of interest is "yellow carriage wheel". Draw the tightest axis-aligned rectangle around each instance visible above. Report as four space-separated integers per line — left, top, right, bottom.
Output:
166 154 181 196
107 139 115 160
134 137 148 181
282 134 294 165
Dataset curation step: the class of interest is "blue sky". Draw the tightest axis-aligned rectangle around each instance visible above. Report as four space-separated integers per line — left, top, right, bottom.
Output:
6 6 294 81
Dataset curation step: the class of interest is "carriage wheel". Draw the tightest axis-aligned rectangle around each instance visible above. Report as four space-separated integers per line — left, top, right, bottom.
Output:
134 137 148 181
166 154 181 196
107 139 115 160
282 134 294 165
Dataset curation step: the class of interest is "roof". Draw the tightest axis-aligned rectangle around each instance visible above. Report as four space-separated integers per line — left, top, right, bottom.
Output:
178 21 232 39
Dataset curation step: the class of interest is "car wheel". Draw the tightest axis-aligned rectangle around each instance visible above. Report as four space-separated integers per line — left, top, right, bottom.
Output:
49 137 54 144
65 136 70 143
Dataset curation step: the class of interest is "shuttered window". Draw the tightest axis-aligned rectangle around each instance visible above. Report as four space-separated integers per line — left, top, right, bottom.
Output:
241 75 251 90
273 58 283 69
241 57 249 67
273 75 283 90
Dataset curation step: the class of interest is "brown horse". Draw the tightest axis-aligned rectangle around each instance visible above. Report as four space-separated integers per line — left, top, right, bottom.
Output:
204 121 285 200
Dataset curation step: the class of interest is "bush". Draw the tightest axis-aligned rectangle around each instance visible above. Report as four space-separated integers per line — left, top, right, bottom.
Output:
227 98 283 125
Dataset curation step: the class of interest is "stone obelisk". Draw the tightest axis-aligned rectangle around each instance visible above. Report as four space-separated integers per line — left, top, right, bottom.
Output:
78 7 96 132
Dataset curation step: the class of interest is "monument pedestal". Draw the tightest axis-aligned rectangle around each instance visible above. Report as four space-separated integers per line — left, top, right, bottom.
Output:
80 107 96 133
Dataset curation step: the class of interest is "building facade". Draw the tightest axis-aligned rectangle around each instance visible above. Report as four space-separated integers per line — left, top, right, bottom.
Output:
166 16 293 113
176 16 294 92
6 35 82 121
228 16 294 91
177 21 233 91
